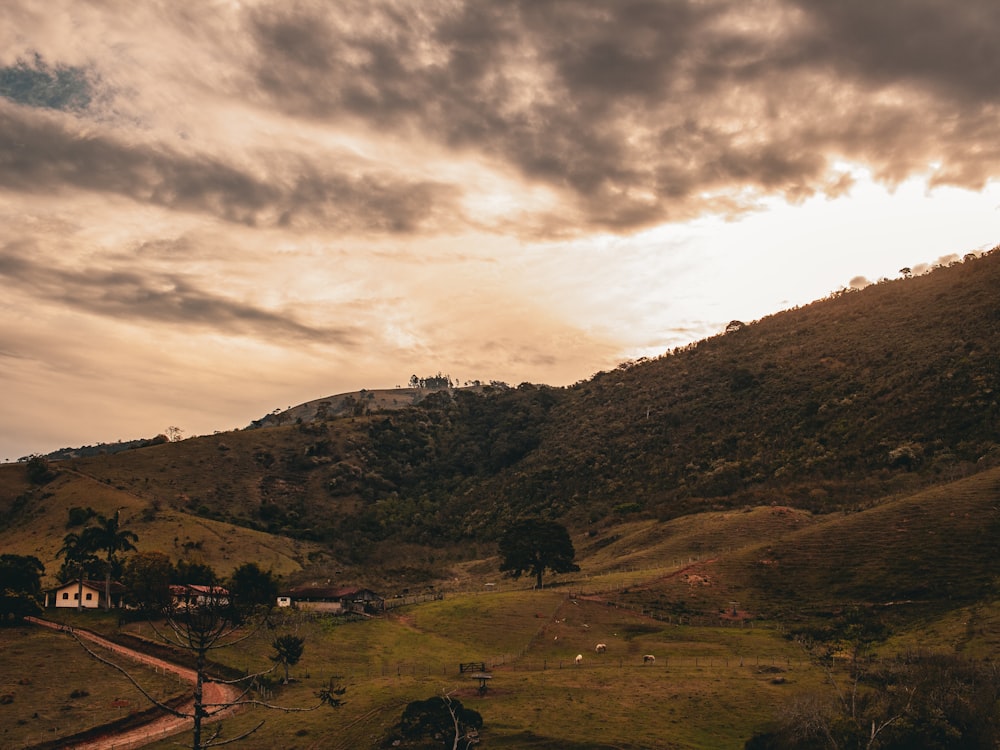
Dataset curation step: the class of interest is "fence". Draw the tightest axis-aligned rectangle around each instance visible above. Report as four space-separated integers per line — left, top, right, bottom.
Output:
359 652 807 679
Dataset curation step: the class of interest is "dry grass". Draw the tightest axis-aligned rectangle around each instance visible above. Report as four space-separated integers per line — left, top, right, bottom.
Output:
0 625 186 749
0 463 323 585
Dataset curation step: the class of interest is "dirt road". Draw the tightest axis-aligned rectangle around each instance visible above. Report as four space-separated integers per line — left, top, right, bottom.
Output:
27 617 242 750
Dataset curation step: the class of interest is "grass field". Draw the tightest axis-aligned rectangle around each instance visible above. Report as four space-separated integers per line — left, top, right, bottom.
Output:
0 624 185 749
2 468 998 748
114 589 821 750
6 575 996 748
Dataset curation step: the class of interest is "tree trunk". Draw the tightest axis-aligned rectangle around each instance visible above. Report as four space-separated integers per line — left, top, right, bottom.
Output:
193 650 205 749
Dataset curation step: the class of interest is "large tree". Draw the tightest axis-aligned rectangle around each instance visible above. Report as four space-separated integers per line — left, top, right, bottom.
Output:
228 562 279 611
174 559 218 586
0 554 44 623
122 551 175 612
498 518 579 589
83 510 138 610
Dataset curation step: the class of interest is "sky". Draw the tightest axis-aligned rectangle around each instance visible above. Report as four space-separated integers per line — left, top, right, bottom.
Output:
2 1 999 461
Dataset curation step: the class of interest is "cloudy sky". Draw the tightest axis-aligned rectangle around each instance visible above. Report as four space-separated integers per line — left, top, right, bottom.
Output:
2 1 999 461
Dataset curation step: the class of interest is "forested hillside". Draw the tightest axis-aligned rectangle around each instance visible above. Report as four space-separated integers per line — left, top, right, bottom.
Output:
486 247 1000 525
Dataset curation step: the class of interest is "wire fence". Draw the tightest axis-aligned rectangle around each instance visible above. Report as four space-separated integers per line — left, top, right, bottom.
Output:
362 652 806 679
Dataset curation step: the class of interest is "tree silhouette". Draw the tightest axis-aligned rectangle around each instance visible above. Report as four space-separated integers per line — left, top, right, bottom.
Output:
83 510 138 610
0 554 44 623
122 551 175 612
228 562 278 611
175 559 218 586
271 634 305 683
25 454 54 484
57 531 100 611
498 518 579 589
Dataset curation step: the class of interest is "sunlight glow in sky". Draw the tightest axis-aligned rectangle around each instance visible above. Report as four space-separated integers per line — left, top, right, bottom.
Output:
1 1 999 460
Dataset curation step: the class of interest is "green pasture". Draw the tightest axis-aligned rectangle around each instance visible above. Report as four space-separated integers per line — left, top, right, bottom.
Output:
122 589 821 749
574 507 817 578
7 470 997 748
11 580 985 749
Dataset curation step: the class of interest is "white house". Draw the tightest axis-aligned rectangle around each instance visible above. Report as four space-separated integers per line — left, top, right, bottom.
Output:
46 579 126 609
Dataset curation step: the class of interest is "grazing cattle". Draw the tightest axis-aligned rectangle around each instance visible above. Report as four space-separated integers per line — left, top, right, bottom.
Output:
643 654 656 664
575 654 583 665
595 643 607 653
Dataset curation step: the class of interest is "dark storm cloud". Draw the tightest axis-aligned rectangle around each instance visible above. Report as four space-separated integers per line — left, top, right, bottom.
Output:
0 104 456 232
246 0 1000 234
788 0 1000 104
0 242 355 345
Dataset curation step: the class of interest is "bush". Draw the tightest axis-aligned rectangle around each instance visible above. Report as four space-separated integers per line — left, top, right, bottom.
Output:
66 506 96 527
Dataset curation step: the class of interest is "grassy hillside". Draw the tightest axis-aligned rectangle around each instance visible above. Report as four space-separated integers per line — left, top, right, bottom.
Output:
0 460 325 582
613 466 1000 633
2 248 998 589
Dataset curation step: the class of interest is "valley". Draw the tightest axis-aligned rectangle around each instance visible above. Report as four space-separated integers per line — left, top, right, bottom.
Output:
1 249 998 748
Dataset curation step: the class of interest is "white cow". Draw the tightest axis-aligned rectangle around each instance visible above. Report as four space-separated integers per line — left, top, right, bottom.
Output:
595 643 607 654
643 654 656 664
575 654 583 665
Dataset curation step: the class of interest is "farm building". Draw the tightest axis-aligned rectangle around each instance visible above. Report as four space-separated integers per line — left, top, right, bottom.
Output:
278 585 384 615
169 584 230 610
45 579 126 609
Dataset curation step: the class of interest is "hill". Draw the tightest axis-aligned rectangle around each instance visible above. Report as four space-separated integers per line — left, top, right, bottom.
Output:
3 247 1000 750
1 247 997 599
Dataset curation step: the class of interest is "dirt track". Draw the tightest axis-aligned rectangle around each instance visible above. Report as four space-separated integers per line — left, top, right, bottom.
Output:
27 617 242 750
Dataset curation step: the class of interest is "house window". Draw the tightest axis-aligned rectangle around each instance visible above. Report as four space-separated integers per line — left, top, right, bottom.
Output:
74 593 79 600
62 592 69 600
85 593 93 601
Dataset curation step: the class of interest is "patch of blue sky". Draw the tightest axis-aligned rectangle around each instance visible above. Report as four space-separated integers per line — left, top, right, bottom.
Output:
0 54 92 111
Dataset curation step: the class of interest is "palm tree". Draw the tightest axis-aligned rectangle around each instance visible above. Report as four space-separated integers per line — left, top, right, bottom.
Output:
57 531 98 611
83 510 138 610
